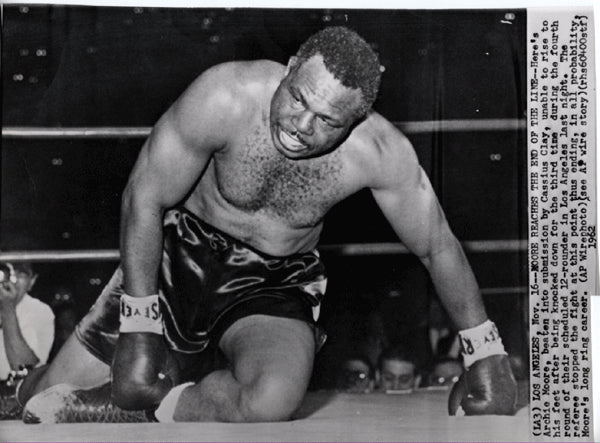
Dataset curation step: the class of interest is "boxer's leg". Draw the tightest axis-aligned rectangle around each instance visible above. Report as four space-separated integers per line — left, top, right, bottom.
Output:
22 267 126 404
170 314 315 422
15 268 137 423
19 333 110 404
20 315 314 423
2 334 112 423
20 331 182 423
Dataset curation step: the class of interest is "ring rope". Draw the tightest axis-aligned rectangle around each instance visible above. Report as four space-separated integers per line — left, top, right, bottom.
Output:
480 286 527 295
0 249 121 262
2 119 526 139
0 240 527 263
2 127 151 139
323 239 527 256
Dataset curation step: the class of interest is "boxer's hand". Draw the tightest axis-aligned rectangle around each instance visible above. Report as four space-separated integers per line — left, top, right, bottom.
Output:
448 354 517 416
112 332 178 410
111 294 178 410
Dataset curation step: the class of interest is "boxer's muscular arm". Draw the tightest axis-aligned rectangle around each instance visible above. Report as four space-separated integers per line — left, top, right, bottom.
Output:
120 66 233 297
368 119 516 417
368 121 487 330
114 66 239 410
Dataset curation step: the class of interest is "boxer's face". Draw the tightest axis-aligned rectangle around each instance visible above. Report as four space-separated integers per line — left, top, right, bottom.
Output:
270 55 364 159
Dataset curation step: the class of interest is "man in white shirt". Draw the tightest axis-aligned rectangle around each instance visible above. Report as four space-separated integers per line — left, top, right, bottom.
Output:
0 262 54 380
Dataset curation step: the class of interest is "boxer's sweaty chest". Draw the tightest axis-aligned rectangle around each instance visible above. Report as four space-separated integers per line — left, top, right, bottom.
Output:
214 126 345 226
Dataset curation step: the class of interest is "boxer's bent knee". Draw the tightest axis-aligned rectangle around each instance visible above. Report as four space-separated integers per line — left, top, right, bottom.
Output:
221 316 314 422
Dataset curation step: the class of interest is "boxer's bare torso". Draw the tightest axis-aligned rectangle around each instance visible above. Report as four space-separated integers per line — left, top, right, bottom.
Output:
181 60 405 256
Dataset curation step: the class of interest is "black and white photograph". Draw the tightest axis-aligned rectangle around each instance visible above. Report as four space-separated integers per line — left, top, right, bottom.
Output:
0 2 596 441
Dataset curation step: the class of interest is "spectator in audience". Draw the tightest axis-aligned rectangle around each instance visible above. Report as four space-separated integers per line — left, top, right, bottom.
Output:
427 357 463 389
337 354 374 393
376 345 421 393
0 262 54 379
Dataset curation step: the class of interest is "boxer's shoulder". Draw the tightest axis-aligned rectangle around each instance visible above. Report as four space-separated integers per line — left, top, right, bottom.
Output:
169 61 280 146
344 111 416 180
186 60 283 104
358 112 412 152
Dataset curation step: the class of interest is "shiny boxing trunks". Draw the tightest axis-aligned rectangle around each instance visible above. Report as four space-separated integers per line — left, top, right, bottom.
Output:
76 207 327 381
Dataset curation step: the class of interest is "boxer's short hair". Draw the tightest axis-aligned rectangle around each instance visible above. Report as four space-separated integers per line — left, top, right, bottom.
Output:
296 26 382 116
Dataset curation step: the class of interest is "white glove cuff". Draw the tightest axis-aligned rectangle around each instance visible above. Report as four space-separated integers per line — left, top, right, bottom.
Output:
119 293 163 335
458 319 507 368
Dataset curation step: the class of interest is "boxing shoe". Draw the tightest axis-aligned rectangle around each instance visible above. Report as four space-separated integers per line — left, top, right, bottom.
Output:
0 366 30 420
0 381 22 420
22 382 154 424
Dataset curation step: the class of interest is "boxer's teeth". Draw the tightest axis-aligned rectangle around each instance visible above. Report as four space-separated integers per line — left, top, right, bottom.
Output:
280 129 306 151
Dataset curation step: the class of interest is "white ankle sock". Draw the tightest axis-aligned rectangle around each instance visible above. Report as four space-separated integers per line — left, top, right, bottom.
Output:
154 382 195 422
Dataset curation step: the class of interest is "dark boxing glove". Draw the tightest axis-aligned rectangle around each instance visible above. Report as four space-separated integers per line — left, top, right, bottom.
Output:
448 354 517 415
448 320 517 416
111 294 179 410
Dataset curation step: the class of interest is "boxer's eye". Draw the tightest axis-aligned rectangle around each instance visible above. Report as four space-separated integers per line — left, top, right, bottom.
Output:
289 88 302 103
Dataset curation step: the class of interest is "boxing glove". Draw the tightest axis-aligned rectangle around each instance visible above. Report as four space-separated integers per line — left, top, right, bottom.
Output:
448 354 517 415
111 294 179 410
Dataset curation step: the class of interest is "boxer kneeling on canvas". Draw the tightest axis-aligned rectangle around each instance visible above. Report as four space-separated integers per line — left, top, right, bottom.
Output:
3 26 516 423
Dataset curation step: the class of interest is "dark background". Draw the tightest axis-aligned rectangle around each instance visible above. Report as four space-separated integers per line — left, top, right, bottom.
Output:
1 6 529 382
